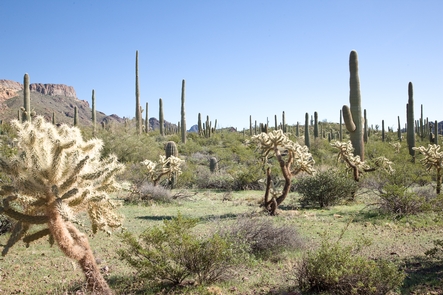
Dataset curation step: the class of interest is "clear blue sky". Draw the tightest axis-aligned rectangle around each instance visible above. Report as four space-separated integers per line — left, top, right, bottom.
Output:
1 0 442 130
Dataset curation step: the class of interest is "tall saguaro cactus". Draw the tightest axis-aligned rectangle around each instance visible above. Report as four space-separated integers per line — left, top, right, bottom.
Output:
342 50 364 161
135 51 142 134
313 111 319 138
74 106 78 126
159 98 164 136
181 79 186 143
407 82 415 159
22 73 31 122
92 89 96 136
305 112 310 149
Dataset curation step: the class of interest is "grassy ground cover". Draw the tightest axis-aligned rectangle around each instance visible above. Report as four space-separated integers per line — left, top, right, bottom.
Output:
1 189 442 294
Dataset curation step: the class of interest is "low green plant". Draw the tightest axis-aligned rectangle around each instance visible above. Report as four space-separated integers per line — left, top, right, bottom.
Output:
378 184 432 217
296 170 359 208
118 212 247 286
296 232 405 295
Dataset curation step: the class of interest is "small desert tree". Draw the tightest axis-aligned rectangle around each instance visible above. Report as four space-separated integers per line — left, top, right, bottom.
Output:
413 144 443 194
0 116 124 294
141 155 184 186
251 130 315 215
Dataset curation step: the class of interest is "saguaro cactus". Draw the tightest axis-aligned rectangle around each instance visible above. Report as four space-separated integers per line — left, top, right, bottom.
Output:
342 50 364 160
74 106 78 126
159 98 164 136
313 111 319 138
135 50 142 135
181 79 186 143
407 82 415 159
22 73 31 122
0 117 124 294
165 141 178 188
305 112 310 149
92 89 96 136
209 156 218 173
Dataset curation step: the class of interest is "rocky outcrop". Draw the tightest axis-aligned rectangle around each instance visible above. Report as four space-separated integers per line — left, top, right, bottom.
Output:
29 83 77 98
0 79 77 101
0 80 23 101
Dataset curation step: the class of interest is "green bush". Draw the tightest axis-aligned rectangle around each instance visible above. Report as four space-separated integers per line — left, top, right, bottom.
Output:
123 181 173 204
296 170 359 208
118 213 247 286
297 234 405 295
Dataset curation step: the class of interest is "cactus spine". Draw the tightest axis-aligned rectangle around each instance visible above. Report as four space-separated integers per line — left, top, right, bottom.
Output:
180 79 186 143
22 73 31 122
305 112 310 149
342 50 364 160
159 98 164 136
407 82 415 159
135 50 142 134
92 89 96 136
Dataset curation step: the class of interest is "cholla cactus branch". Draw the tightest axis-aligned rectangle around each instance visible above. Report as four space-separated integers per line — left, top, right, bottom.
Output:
0 116 124 294
252 129 315 215
413 144 443 194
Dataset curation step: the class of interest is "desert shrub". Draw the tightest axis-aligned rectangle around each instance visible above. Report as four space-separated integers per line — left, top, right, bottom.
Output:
124 181 173 204
219 216 303 260
297 234 405 294
378 184 432 216
296 170 359 208
425 239 443 260
118 213 247 286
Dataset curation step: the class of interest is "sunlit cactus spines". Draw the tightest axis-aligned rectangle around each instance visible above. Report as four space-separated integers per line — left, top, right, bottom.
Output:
251 129 315 215
413 144 442 194
141 155 184 186
22 73 31 122
0 116 124 294
342 50 364 160
407 82 416 160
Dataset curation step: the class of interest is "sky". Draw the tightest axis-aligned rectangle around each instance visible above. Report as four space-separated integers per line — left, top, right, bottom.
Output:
1 0 442 131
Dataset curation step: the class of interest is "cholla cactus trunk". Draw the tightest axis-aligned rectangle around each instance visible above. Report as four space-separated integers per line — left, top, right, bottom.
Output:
22 73 31 122
180 79 186 144
135 51 142 135
74 106 78 126
342 50 364 161
92 89 96 136
305 113 310 149
159 98 164 136
407 82 415 160
313 111 319 138
0 117 124 294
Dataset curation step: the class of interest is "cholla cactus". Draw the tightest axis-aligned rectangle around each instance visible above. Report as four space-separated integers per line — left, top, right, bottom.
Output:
0 116 124 294
332 141 394 181
390 142 401 153
141 155 184 186
252 129 315 215
413 144 443 194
